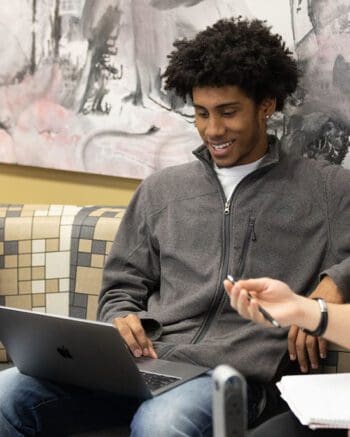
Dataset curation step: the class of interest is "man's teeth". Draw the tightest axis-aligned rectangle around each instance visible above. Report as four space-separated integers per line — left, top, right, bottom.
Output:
212 141 233 150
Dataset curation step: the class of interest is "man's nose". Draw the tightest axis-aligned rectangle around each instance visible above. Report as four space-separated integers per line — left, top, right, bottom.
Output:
205 116 225 138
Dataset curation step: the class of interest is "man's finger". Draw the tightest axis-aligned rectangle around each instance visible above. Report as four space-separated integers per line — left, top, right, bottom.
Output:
305 334 319 370
114 318 143 357
114 315 153 358
147 338 158 359
318 337 327 360
287 325 299 360
125 314 151 354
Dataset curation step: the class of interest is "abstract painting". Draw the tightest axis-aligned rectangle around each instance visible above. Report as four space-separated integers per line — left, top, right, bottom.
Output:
0 0 349 179
281 0 350 167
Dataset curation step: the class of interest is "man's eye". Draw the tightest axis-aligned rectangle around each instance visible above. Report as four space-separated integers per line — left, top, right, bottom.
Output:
222 111 235 117
196 112 208 118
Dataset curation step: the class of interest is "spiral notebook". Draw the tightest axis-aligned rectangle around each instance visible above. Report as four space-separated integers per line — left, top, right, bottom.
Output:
277 373 350 429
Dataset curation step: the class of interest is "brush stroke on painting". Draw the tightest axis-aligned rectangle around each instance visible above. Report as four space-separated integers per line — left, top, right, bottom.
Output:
282 0 350 167
0 0 349 179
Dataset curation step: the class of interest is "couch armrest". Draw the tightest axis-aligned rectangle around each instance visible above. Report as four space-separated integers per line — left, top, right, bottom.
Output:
69 206 125 320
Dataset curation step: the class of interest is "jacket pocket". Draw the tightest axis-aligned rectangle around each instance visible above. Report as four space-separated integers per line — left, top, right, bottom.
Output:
237 216 256 279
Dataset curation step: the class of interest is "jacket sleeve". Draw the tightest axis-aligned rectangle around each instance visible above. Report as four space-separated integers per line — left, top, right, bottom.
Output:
97 180 162 338
321 165 350 302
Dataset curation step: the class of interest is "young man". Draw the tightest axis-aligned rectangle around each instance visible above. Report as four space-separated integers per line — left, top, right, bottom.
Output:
1 17 350 436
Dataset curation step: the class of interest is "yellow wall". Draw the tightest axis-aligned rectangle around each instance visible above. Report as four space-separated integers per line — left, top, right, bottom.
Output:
0 163 140 206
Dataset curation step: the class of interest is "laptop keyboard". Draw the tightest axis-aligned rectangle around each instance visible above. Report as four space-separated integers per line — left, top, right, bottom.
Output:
140 371 181 392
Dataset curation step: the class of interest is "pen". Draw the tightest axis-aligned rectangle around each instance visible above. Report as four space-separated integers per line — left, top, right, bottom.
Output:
226 275 281 328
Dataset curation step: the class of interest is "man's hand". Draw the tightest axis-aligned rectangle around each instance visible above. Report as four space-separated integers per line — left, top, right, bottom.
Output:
113 314 158 359
288 276 343 372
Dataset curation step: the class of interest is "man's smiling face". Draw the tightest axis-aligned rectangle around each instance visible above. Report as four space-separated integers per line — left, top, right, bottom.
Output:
193 85 273 167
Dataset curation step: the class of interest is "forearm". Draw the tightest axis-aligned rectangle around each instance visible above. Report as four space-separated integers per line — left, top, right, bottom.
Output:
294 297 350 349
293 296 320 333
323 304 350 349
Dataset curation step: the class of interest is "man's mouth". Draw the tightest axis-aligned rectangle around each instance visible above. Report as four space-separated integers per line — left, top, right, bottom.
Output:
209 140 235 150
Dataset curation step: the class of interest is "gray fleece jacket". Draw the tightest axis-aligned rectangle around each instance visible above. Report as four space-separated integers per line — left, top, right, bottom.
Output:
98 136 350 383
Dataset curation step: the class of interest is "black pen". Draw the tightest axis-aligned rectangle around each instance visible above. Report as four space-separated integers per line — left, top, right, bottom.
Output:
226 275 281 328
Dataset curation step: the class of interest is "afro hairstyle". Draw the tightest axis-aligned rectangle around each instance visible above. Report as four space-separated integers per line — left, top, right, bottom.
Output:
163 17 298 111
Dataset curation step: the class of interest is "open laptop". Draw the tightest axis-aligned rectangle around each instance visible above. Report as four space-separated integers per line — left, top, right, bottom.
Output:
0 306 208 399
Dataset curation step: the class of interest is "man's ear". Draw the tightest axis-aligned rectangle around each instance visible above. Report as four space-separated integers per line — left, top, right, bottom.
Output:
260 97 277 119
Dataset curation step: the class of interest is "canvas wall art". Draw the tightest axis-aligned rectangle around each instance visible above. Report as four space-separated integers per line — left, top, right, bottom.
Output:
0 0 349 179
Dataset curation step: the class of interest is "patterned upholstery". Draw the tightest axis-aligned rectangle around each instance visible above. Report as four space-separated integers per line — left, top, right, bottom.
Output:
0 204 126 362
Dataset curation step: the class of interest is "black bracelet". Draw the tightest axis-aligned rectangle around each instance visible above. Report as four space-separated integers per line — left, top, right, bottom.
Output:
303 298 328 337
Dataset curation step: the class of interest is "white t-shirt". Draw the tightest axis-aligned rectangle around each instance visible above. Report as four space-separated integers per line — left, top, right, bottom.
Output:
214 157 264 200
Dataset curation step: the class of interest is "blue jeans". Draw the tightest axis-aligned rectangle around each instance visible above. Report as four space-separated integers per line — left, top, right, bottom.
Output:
0 367 263 436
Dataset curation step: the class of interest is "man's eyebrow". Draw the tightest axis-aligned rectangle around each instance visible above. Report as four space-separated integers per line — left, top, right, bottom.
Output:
193 102 241 110
193 104 207 110
216 102 240 109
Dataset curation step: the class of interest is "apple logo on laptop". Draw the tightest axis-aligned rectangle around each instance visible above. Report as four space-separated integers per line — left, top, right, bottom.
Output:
57 345 73 359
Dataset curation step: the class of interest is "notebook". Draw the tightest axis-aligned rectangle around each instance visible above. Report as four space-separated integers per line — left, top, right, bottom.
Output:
0 306 208 399
277 373 350 429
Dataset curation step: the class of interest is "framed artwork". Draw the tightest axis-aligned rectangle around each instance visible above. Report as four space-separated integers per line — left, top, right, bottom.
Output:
0 0 349 179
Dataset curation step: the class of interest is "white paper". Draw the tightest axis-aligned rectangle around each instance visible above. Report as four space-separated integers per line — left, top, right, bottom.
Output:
276 373 350 429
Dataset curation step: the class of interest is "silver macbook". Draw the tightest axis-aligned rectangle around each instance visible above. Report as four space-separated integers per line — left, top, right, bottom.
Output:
0 306 208 399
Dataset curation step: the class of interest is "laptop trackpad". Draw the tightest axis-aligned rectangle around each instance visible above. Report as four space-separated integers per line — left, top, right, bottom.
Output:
135 356 209 395
136 356 209 379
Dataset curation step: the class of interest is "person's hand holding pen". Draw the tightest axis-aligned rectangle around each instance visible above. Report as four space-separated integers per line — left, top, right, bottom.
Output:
224 277 310 329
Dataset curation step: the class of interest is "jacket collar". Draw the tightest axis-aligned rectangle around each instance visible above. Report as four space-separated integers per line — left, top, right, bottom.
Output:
192 135 281 170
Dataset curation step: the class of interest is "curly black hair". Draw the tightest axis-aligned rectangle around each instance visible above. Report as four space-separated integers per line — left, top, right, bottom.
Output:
163 17 298 111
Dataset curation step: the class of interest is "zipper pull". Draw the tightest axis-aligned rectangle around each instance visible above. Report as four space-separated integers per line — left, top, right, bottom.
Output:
224 201 230 215
249 218 256 241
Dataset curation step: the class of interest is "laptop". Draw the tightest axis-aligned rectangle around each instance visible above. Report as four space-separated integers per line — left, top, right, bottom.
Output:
0 306 208 399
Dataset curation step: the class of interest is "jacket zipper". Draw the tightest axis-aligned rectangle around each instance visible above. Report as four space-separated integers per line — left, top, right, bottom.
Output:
191 171 232 344
190 156 271 344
